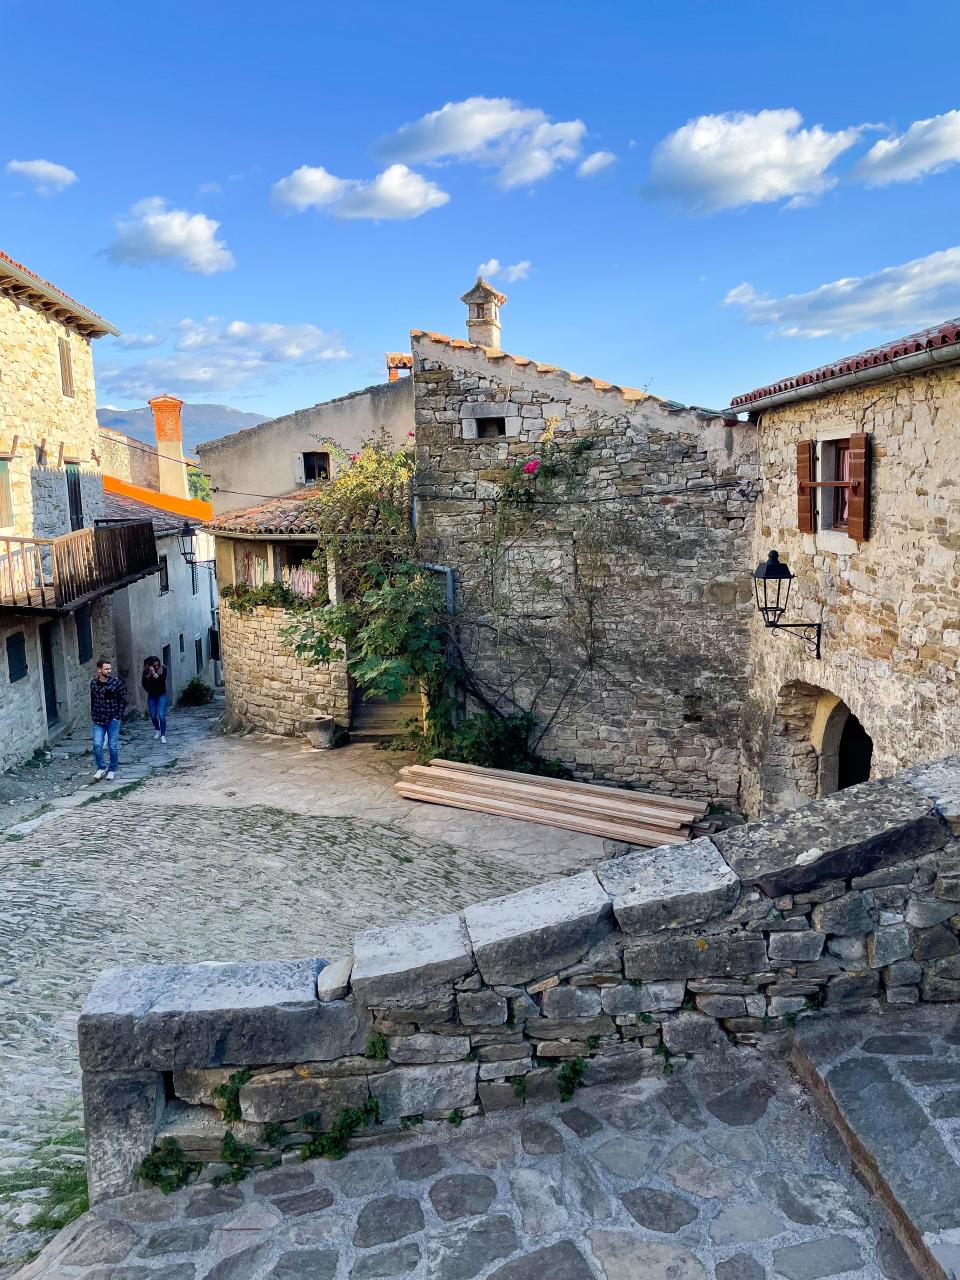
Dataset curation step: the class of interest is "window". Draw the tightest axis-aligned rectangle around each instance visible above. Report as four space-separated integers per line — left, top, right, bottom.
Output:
6 632 27 683
158 555 169 594
191 560 199 595
179 632 185 655
75 605 93 664
65 462 84 531
58 337 75 397
0 460 12 528
303 451 331 483
162 643 172 675
797 435 871 542
477 418 506 439
195 635 204 674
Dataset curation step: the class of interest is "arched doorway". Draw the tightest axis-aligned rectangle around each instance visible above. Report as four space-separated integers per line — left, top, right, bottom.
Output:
837 712 873 790
759 683 873 815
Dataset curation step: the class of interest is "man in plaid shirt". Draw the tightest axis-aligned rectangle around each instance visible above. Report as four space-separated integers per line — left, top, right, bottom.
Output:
90 658 126 782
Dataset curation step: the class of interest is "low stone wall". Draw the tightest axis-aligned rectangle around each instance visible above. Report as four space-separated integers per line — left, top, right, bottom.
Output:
220 604 350 735
79 755 960 1202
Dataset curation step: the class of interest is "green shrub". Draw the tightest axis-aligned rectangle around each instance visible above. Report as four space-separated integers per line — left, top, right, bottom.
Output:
135 1137 200 1193
211 1068 251 1122
221 580 307 615
556 1058 586 1102
212 1130 257 1185
177 677 215 707
365 1032 389 1061
299 1098 380 1161
447 710 571 778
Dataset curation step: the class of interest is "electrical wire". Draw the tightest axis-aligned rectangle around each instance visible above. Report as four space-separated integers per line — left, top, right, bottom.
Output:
99 429 207 475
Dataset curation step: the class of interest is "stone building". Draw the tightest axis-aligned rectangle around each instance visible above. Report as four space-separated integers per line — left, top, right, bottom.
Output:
0 251 158 771
411 281 757 805
732 319 960 816
197 366 413 517
97 396 221 710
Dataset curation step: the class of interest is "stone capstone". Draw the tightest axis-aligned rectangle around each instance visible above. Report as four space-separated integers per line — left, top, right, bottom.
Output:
713 779 946 896
464 871 613 985
596 838 739 934
78 958 368 1071
351 914 473 1005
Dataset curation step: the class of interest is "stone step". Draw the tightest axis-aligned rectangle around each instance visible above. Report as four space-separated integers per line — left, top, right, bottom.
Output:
791 1006 960 1280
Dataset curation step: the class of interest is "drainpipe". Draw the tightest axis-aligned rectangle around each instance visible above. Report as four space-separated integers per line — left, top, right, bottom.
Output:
732 339 960 415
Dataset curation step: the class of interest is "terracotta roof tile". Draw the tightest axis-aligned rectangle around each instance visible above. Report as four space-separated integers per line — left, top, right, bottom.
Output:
208 479 412 538
410 329 720 415
732 317 960 409
0 249 117 336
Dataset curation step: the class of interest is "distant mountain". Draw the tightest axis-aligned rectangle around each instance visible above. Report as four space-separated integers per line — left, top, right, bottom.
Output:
97 403 270 452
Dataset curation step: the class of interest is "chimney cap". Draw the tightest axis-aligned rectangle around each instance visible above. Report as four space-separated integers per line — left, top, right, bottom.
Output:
148 393 184 407
460 276 506 306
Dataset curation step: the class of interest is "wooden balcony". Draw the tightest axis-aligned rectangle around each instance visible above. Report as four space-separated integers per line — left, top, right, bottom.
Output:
0 521 159 613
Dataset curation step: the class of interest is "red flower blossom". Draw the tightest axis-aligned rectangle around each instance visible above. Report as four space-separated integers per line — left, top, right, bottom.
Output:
523 458 540 475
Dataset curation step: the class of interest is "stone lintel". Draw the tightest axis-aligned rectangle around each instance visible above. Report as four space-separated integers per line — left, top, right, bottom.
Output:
459 402 521 418
464 871 613 986
712 780 947 897
78 958 368 1071
351 913 474 1005
596 837 740 934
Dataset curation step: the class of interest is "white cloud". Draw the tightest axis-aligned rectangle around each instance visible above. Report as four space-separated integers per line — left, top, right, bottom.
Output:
649 109 863 212
98 316 349 400
577 150 617 178
724 245 960 338
114 332 164 350
855 110 960 185
272 162 448 220
478 258 530 283
377 96 591 188
6 158 78 195
106 197 235 274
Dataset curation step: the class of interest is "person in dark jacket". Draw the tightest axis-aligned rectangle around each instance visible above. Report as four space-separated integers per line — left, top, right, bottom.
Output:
142 655 168 743
90 658 126 781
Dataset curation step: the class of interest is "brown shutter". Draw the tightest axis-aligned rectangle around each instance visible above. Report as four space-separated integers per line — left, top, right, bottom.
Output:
847 432 871 542
796 440 815 533
58 337 75 397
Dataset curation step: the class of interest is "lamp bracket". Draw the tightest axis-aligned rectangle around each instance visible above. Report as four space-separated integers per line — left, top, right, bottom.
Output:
765 620 822 660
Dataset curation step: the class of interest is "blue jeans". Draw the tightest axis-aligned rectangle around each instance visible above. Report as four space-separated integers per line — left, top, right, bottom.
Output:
92 719 120 772
148 694 168 736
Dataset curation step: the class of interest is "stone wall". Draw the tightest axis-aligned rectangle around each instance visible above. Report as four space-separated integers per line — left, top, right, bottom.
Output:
411 333 758 804
220 604 350 734
0 289 110 768
78 755 960 1202
98 428 161 490
742 365 960 815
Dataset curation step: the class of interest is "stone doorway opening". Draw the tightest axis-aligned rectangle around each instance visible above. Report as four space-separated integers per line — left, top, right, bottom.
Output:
760 682 873 815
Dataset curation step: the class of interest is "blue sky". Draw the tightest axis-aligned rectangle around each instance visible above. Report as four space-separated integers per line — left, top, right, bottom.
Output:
3 0 960 417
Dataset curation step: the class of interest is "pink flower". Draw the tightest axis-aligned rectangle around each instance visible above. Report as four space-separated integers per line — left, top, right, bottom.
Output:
523 458 540 475
406 431 415 438
350 453 359 461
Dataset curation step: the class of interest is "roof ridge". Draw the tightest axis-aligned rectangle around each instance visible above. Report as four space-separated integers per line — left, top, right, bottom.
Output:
410 329 717 415
0 249 116 337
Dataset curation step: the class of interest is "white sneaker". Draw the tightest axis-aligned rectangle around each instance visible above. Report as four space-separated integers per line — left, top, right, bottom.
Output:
154 730 161 740
160 735 167 744
92 769 105 782
106 771 116 781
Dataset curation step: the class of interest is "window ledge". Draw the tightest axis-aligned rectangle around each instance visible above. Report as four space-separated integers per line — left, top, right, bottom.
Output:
815 529 857 556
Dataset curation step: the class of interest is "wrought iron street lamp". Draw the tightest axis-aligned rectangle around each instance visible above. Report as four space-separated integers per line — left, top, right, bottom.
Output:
177 521 197 564
752 549 821 659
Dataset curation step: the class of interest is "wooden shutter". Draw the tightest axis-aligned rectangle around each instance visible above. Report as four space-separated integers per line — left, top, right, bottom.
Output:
58 338 75 397
847 432 871 542
796 441 815 533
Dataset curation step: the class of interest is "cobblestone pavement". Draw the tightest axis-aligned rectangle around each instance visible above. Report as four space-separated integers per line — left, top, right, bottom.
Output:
0 710 604 1269
21 1055 919 1280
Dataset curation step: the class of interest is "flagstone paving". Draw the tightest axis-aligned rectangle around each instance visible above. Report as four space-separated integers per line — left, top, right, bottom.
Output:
18 1055 920 1280
0 708 602 1270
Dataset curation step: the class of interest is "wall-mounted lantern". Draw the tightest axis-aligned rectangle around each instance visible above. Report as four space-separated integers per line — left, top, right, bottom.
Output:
752 550 821 659
177 521 216 569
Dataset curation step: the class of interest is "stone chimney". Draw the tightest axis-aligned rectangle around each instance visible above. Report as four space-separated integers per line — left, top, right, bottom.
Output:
460 277 507 351
149 394 189 499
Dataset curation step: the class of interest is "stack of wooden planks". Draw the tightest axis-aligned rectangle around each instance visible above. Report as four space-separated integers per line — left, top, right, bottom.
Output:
395 758 710 847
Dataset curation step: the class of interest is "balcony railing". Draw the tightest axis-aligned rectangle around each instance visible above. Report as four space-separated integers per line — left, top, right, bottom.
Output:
0 522 159 612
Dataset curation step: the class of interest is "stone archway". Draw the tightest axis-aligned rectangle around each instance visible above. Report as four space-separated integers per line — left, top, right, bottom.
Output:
759 683 873 816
